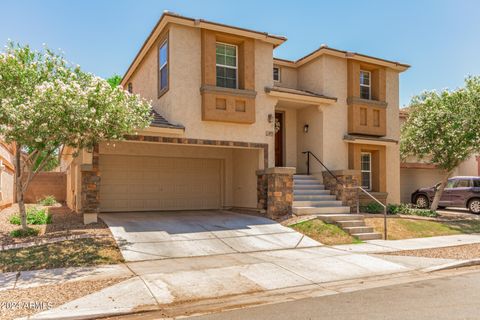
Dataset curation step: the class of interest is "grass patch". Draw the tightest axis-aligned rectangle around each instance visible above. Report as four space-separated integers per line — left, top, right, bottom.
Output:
290 219 362 245
10 227 40 238
365 217 463 240
9 207 51 225
0 238 124 272
38 195 57 206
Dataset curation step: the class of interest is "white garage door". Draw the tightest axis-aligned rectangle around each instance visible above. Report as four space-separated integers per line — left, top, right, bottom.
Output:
99 155 222 212
400 168 444 204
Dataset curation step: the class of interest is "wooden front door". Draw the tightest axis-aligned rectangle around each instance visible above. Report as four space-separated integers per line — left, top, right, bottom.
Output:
275 112 284 167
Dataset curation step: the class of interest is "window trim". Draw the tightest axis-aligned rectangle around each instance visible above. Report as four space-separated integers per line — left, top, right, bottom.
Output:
360 70 371 100
273 66 281 82
158 37 169 98
361 152 372 191
215 42 238 89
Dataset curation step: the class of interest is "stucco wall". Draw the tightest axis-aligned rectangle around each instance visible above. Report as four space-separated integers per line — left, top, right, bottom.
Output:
274 64 297 89
127 24 277 168
0 143 15 208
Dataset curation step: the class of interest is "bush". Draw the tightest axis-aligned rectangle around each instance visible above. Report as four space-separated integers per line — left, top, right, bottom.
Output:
387 203 438 217
10 227 39 238
38 195 57 206
9 207 52 225
361 202 384 214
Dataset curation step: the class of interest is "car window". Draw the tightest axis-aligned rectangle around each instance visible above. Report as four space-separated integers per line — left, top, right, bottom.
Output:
473 180 480 188
446 180 456 188
454 179 472 188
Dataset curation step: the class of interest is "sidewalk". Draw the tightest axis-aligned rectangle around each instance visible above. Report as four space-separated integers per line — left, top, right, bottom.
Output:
15 234 480 320
333 234 480 253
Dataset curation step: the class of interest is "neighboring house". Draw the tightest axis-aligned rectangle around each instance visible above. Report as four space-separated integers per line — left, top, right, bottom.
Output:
399 109 480 203
62 12 409 223
0 139 15 210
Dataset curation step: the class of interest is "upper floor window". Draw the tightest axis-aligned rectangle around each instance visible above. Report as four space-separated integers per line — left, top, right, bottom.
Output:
360 70 371 99
127 82 133 94
273 67 281 82
158 39 168 94
216 42 237 89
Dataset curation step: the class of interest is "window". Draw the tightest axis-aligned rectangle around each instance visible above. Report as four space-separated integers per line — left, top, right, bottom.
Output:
361 152 372 190
158 39 168 93
454 179 472 188
127 83 133 94
216 43 237 89
360 70 371 100
473 179 480 188
446 179 456 189
273 67 281 82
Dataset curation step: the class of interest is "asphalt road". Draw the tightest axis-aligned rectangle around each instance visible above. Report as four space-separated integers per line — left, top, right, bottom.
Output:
185 270 480 320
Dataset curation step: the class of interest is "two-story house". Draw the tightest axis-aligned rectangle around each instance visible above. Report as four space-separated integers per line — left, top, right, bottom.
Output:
63 12 409 224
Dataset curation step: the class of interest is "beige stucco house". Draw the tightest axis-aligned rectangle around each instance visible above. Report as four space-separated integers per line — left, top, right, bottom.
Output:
62 12 409 223
0 139 15 210
399 109 480 203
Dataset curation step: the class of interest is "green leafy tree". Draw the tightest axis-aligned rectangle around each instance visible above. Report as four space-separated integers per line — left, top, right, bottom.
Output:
0 43 152 230
401 76 480 210
106 74 122 88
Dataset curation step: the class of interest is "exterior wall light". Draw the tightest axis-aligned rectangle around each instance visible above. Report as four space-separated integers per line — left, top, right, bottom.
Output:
304 124 309 133
268 114 274 123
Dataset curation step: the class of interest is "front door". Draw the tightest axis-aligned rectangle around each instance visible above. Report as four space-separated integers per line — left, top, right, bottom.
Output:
275 112 284 167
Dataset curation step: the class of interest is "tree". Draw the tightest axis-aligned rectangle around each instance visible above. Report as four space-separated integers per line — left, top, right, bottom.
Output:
0 43 152 230
401 76 480 210
106 74 122 88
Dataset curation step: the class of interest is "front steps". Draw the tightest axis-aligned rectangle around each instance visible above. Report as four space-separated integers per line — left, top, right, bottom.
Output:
293 175 382 241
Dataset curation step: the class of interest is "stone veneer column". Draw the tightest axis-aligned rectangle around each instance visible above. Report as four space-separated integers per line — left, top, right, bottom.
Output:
81 145 100 224
322 170 360 213
258 167 295 220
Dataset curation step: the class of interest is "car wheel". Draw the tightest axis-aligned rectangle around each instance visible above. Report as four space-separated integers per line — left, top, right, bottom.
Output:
468 199 480 214
415 195 429 209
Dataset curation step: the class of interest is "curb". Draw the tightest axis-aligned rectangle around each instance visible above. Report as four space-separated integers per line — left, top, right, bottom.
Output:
422 258 480 273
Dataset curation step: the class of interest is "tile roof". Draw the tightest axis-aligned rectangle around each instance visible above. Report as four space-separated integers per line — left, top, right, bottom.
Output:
266 86 337 101
150 109 184 129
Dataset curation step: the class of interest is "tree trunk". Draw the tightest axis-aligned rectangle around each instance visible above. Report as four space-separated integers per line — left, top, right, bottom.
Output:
430 170 451 211
15 145 27 230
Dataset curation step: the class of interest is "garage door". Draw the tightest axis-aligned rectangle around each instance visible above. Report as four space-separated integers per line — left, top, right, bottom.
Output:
400 168 444 204
99 155 221 212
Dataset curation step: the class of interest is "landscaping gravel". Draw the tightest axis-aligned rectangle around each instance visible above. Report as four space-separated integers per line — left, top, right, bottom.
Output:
0 277 127 320
387 243 480 260
0 204 112 246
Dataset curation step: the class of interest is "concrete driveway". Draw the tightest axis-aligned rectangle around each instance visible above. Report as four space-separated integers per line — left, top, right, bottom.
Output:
100 211 320 262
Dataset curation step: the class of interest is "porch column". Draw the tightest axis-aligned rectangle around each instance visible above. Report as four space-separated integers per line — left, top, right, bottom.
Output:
80 145 100 224
322 169 359 213
257 167 295 220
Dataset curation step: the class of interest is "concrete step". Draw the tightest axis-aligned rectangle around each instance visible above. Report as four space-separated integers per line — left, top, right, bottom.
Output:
293 190 331 195
293 206 351 215
315 214 364 223
351 232 383 241
293 195 337 201
336 220 366 228
294 184 325 190
344 226 375 234
293 175 315 180
293 200 342 207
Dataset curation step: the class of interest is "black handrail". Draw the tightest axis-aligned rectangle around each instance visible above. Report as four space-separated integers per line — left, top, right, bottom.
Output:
302 151 342 186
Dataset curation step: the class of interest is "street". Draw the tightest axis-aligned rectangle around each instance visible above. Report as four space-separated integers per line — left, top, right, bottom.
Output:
185 269 480 320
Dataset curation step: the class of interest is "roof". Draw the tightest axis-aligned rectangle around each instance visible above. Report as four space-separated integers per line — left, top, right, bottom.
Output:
265 86 337 102
343 134 399 144
150 109 184 129
274 45 410 72
121 12 286 86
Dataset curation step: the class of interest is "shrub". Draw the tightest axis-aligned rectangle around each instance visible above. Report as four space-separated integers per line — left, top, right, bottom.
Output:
361 202 384 214
387 203 438 217
10 227 39 238
9 207 52 225
38 195 57 206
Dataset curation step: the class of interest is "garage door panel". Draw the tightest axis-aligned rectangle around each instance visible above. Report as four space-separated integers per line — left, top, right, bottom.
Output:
99 155 221 212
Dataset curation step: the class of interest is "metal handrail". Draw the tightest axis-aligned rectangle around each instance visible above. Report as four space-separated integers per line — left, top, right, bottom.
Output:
302 150 388 240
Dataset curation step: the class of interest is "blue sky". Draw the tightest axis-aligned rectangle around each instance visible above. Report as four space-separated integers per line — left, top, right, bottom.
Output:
1 0 479 107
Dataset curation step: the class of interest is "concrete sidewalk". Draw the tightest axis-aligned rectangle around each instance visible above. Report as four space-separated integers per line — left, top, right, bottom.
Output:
334 234 480 253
